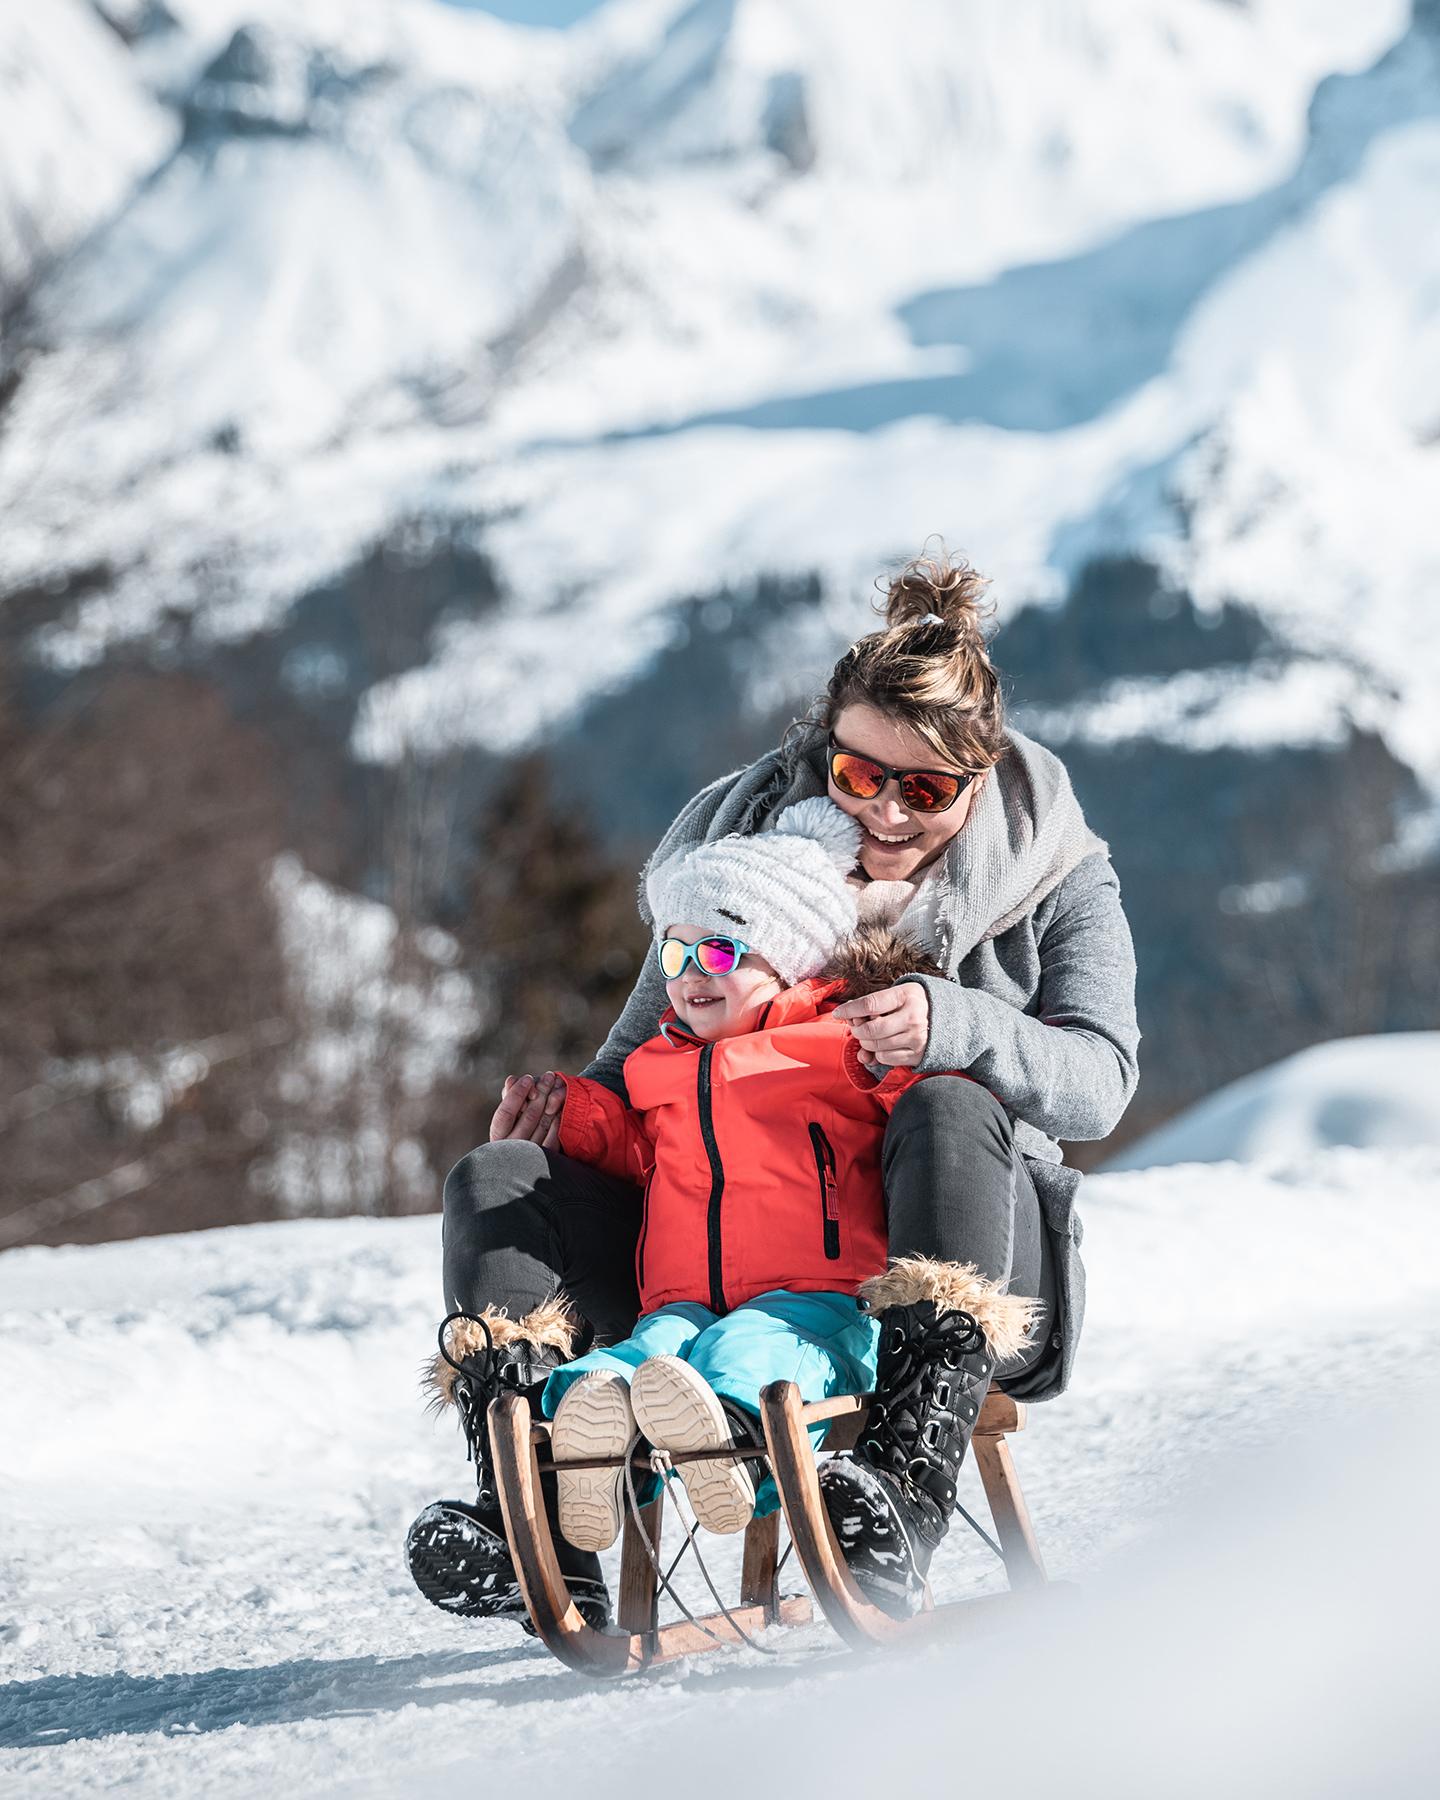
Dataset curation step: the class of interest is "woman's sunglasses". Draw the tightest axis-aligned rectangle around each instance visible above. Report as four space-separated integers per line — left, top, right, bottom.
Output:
827 734 975 814
657 935 752 980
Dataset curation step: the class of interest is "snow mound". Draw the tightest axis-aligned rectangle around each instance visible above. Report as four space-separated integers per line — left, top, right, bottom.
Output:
1104 1032 1440 1171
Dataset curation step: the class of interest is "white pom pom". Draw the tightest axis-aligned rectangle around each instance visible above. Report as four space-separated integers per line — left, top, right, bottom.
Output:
769 798 862 873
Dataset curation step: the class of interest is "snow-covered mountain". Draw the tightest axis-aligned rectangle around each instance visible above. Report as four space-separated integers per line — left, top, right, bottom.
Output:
1 1 1427 748
3 1143 1439 1792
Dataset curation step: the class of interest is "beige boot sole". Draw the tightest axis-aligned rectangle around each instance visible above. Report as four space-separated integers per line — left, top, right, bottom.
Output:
630 1356 756 1536
551 1373 636 1552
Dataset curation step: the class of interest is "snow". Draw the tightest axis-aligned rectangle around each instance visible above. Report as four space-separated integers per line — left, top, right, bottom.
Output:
1104 1032 1440 1171
359 96 1440 773
1013 656 1398 756
4 1141 1440 1793
258 856 482 1215
0 0 176 296
6 0 1438 803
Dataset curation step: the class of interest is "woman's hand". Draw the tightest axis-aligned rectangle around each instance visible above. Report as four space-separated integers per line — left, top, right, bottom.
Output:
489 1072 568 1149
833 983 931 1072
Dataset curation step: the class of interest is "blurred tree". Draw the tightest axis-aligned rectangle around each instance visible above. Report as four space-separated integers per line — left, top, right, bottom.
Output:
448 753 650 1145
1213 732 1440 1063
0 657 294 1247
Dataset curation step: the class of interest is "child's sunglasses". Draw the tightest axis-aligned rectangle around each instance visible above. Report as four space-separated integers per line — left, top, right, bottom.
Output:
827 733 975 814
657 935 752 980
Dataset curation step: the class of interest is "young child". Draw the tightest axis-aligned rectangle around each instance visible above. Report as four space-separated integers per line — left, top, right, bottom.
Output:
538 799 964 1548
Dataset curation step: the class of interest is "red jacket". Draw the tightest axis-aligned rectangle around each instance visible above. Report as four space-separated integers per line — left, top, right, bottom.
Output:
558 932 965 1314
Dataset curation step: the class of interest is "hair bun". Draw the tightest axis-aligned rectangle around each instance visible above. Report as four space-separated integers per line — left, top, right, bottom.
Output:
883 549 993 648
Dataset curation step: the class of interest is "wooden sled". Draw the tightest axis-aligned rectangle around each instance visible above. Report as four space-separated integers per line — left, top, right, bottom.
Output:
487 1378 1049 1678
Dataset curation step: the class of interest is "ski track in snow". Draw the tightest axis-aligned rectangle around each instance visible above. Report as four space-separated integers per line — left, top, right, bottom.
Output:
2 1145 1440 1794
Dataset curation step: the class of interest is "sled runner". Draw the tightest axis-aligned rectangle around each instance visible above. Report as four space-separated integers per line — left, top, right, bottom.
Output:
487 1376 1048 1676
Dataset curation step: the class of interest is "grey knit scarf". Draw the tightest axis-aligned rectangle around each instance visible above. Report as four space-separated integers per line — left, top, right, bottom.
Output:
646 725 1106 976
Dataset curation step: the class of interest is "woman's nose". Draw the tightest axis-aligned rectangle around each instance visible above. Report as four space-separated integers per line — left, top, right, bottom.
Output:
870 789 913 827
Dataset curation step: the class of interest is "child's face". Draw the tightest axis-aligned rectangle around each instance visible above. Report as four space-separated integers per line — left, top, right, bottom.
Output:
661 923 785 1041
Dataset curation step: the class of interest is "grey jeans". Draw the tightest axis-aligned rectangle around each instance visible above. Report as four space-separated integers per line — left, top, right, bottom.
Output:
442 1077 1060 1386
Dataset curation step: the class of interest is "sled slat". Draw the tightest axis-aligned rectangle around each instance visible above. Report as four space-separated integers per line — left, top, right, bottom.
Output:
538 1443 768 1475
798 1392 872 1425
739 1510 781 1620
972 1431 1047 1589
650 1596 811 1660
617 1494 664 1635
975 1391 1022 1436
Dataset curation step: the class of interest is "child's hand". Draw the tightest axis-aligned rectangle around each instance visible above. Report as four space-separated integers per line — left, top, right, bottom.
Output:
489 1072 568 1149
832 984 930 1069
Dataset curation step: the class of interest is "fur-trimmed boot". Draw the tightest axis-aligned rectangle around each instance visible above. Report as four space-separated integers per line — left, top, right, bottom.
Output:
818 1258 1039 1620
405 1300 610 1631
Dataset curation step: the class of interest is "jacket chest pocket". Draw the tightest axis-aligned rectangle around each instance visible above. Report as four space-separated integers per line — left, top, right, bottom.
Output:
808 1124 841 1261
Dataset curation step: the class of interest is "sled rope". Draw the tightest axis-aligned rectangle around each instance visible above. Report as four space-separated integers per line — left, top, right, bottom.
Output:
620 1437 780 1657
954 1498 1005 1562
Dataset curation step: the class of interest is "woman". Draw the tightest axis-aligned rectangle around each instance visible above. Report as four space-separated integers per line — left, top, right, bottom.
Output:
406 551 1139 1628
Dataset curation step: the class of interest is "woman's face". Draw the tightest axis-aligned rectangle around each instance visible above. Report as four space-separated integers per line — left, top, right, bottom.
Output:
828 702 987 882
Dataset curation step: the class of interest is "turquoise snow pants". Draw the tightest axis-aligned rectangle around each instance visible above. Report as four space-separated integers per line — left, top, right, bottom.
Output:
540 1290 881 1517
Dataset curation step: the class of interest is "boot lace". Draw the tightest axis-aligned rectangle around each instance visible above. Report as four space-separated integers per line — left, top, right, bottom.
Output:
858 1304 989 1520
437 1311 537 1476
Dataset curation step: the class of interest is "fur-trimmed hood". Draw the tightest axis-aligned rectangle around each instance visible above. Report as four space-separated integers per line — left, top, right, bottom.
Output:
819 922 944 1002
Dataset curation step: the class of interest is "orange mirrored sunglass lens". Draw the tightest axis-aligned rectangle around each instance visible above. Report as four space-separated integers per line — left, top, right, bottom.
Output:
830 752 886 798
900 772 961 810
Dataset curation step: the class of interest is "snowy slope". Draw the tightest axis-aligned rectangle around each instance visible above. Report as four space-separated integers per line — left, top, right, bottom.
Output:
4 1143 1440 1794
1103 1032 1440 1170
5 0 1436 802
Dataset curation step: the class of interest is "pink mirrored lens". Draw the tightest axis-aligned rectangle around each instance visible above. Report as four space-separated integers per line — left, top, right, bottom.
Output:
695 938 741 975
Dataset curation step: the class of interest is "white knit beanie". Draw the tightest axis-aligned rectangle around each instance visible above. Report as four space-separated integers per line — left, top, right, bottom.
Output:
644 798 862 985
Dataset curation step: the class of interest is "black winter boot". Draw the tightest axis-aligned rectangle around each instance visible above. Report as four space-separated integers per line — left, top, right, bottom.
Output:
818 1259 1038 1620
406 1307 610 1632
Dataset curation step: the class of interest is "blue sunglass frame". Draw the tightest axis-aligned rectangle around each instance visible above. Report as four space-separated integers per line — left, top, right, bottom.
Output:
656 934 752 979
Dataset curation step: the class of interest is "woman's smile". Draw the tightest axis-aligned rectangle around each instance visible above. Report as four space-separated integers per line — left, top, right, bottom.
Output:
860 821 923 850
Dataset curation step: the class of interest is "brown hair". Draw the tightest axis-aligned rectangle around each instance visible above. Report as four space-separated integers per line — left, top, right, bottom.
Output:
800 547 1006 773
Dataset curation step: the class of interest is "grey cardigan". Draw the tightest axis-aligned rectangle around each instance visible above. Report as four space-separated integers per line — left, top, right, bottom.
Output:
581 727 1141 1400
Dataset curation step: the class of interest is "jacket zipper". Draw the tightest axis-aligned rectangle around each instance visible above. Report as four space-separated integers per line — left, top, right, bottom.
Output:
636 1167 654 1291
697 1042 727 1312
809 1123 841 1260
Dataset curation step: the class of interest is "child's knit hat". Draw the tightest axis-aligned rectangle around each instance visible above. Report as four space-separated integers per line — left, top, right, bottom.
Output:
644 798 863 985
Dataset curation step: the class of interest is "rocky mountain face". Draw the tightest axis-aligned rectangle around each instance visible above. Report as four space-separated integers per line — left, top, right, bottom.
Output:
2 0 1437 1204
